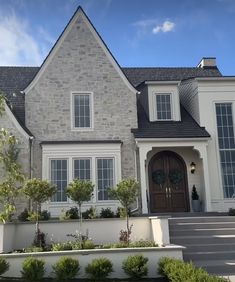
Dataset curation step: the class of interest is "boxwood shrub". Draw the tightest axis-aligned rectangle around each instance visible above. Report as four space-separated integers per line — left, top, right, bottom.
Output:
52 257 80 281
85 257 113 279
122 254 148 278
21 257 45 281
158 257 229 282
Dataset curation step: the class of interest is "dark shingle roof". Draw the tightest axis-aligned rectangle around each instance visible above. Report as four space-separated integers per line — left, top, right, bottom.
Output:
132 101 210 139
0 66 39 124
122 67 222 86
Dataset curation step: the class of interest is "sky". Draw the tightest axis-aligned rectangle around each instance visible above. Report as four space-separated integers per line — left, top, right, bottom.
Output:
0 0 234 75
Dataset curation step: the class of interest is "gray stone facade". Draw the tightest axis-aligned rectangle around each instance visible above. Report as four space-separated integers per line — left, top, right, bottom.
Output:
25 12 137 181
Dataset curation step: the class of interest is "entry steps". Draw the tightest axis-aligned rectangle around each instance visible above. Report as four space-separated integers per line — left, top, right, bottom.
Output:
169 216 235 277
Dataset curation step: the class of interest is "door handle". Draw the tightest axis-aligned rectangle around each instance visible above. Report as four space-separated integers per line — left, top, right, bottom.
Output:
169 187 171 199
165 187 168 198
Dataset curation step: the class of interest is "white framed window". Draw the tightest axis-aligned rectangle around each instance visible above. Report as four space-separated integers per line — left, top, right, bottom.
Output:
50 159 68 202
155 93 172 120
97 158 114 201
71 92 93 130
73 158 91 181
42 143 121 204
216 103 235 198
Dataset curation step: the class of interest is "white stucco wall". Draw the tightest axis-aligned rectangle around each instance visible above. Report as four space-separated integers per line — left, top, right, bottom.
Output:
197 79 235 211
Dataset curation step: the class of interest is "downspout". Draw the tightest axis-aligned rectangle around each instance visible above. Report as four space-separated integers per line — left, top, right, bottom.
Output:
28 136 34 211
131 144 139 214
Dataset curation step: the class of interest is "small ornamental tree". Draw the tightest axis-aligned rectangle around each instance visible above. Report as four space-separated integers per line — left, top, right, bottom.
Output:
66 179 94 246
23 178 56 246
109 179 139 245
0 94 25 222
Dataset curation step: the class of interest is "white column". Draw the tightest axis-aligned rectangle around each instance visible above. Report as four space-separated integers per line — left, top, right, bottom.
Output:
139 144 152 214
194 144 212 212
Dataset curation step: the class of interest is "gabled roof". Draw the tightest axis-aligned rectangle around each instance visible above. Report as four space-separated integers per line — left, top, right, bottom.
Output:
123 67 222 87
24 6 137 94
132 101 210 139
0 66 39 124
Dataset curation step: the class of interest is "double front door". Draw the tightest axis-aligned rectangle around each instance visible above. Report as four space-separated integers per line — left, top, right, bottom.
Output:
148 151 189 213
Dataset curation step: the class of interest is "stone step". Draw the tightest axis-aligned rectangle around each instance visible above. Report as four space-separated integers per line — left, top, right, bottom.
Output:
170 227 235 237
169 222 235 231
193 259 235 276
184 243 235 253
169 216 235 224
170 235 235 245
184 250 235 261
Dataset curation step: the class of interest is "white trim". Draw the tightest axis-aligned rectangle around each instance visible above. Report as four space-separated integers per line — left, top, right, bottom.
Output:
24 8 137 95
135 137 210 143
154 93 173 121
145 81 180 85
42 143 121 206
4 103 31 140
70 91 94 131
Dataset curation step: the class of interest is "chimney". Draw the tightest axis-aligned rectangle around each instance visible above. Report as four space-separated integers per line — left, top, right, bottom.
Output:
197 57 217 69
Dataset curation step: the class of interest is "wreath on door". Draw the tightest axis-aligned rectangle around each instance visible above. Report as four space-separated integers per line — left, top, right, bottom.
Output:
169 169 183 185
152 169 166 186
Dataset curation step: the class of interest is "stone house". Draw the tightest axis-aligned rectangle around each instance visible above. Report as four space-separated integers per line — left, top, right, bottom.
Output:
0 7 234 216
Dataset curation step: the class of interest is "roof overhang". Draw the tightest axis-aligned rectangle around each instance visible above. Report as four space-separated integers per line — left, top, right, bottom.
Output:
196 76 235 82
145 80 181 86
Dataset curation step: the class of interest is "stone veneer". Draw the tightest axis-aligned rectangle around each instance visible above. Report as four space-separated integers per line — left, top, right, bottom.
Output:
25 12 137 181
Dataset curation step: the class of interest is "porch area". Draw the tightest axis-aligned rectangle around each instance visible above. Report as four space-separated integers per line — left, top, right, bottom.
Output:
136 139 212 214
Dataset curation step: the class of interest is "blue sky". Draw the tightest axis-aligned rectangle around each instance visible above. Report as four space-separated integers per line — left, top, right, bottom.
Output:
0 0 234 75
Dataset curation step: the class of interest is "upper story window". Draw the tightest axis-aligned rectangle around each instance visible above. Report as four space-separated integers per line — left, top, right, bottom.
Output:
72 92 93 130
156 93 172 120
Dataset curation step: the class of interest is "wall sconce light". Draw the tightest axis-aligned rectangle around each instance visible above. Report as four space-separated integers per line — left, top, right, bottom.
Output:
190 162 196 174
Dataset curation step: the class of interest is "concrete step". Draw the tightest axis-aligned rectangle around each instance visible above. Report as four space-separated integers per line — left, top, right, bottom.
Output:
184 243 235 253
169 222 235 231
170 227 235 236
194 260 235 275
184 250 235 261
169 216 235 224
170 235 235 245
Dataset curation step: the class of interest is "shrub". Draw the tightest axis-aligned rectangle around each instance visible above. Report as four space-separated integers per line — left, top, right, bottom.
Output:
24 246 44 253
130 240 158 248
53 257 80 281
83 206 97 219
66 206 79 219
21 257 45 281
0 258 9 276
100 207 115 218
122 254 148 278
72 240 95 250
41 210 51 220
85 257 113 279
52 241 73 251
228 208 235 216
18 208 29 222
158 257 229 282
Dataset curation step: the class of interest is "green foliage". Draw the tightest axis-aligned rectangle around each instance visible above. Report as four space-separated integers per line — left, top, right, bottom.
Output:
83 206 97 219
100 240 158 249
66 206 79 219
192 185 199 200
0 258 9 276
158 257 229 282
109 179 139 245
52 241 73 251
0 128 25 222
122 254 148 278
18 208 29 221
100 207 115 218
40 210 51 220
85 257 113 279
72 240 95 250
108 179 139 213
24 246 44 253
21 257 45 281
66 179 94 206
52 257 80 281
23 178 56 205
228 208 235 216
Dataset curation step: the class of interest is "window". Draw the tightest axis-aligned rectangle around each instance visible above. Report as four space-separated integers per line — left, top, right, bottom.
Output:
74 159 91 181
72 93 92 129
50 159 68 202
97 158 114 200
216 103 235 198
156 94 172 120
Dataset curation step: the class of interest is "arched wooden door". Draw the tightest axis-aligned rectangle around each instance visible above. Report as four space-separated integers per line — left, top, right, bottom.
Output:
148 151 190 213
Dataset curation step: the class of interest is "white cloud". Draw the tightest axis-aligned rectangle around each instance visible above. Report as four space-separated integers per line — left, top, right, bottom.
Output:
152 20 175 34
0 12 44 66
